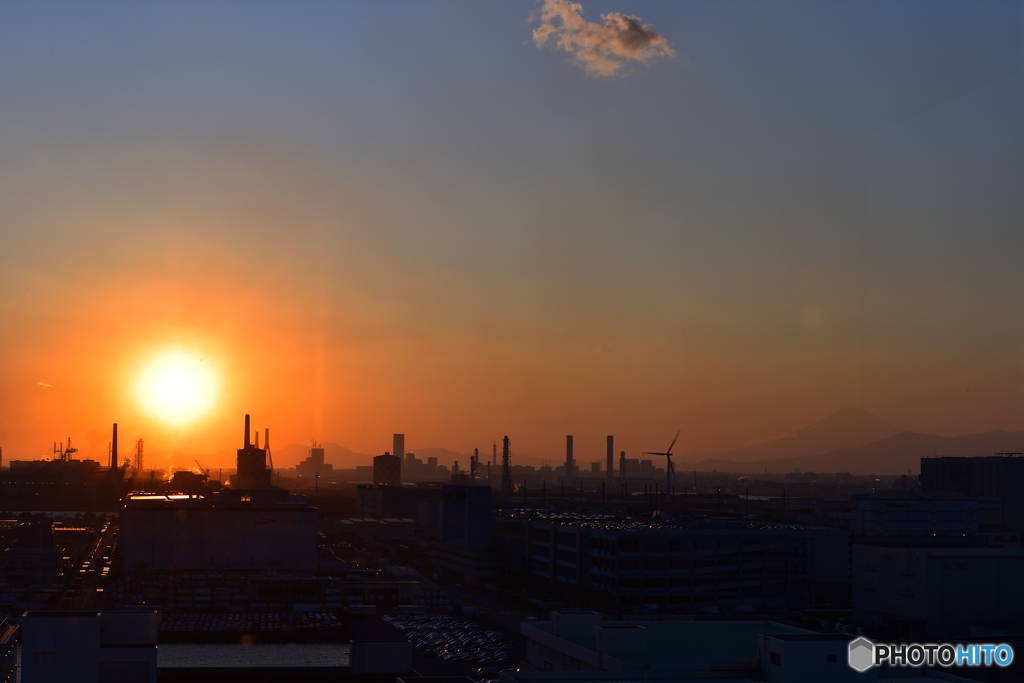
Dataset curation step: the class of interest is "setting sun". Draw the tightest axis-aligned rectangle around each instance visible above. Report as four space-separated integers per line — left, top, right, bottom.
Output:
135 351 218 426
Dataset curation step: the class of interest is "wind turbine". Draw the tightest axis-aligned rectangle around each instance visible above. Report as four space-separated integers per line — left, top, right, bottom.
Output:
644 431 680 509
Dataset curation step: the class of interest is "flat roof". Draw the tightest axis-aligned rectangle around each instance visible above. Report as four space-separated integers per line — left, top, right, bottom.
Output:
527 620 807 662
507 678 751 683
763 633 856 641
502 674 972 683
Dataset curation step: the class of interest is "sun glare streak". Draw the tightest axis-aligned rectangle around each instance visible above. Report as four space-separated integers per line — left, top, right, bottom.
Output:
136 351 218 426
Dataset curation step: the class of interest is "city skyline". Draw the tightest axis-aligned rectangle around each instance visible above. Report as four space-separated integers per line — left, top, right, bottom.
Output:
1 2 1021 470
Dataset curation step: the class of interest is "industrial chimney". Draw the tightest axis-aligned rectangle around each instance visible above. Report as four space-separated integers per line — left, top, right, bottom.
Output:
111 423 118 470
501 436 511 500
566 435 574 480
607 436 614 479
236 413 270 489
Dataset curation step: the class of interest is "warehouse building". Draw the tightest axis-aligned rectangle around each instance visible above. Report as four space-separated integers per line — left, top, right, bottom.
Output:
920 455 1024 529
852 543 1024 640
494 514 849 612
120 493 317 572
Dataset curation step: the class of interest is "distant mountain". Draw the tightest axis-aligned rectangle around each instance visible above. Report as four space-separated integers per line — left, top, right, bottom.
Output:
686 429 1024 475
707 408 902 464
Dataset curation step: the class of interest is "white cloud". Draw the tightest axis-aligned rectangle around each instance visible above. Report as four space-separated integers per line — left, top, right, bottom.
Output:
532 0 675 76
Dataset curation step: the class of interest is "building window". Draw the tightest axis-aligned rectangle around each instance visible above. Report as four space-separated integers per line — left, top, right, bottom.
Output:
770 652 781 666
827 654 837 663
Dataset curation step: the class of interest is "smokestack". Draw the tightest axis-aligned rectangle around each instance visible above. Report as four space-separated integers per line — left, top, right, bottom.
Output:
254 431 260 449
619 450 626 479
607 436 614 479
265 428 269 451
566 435 574 479
244 414 250 448
501 436 511 500
112 423 118 470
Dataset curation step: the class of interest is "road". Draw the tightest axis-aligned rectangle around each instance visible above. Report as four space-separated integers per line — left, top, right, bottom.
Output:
70 519 117 610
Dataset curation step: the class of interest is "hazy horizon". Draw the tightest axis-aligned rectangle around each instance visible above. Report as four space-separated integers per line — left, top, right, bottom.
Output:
11 405 1024 474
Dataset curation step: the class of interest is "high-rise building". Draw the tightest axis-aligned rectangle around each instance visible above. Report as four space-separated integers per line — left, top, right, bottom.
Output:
640 459 655 478
373 452 402 487
393 434 405 462
295 443 332 478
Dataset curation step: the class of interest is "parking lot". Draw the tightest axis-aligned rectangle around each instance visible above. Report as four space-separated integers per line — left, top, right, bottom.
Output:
384 614 515 669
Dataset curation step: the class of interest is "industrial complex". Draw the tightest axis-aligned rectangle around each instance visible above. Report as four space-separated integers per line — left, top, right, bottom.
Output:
0 416 1020 682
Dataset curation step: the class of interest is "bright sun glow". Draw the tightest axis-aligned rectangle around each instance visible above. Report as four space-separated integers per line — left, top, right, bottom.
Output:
136 351 218 426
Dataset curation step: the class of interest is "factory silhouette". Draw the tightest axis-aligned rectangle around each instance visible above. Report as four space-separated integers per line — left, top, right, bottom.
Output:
0 411 1022 682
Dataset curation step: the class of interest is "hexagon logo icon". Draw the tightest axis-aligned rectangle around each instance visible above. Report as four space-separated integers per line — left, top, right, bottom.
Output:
848 637 874 672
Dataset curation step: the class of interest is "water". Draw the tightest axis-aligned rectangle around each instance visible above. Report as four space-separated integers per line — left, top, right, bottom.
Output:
157 643 350 668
